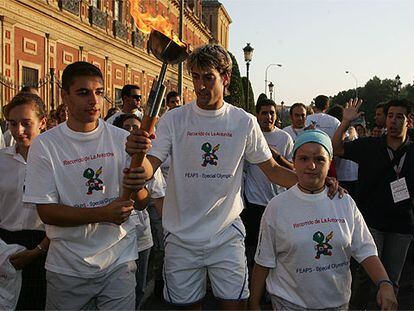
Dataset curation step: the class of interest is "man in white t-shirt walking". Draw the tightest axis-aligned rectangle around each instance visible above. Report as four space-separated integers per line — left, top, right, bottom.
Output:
306 95 340 138
126 44 299 309
243 98 294 267
23 62 145 310
283 102 307 141
106 84 143 124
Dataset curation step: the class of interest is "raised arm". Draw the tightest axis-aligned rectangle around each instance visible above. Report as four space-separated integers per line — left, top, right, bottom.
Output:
333 98 363 156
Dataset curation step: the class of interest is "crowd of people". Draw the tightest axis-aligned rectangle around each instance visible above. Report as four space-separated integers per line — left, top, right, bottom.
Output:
0 43 412 311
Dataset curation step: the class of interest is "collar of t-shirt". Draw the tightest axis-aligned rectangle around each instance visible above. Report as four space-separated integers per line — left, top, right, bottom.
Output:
291 184 328 202
191 101 227 117
382 135 410 160
4 145 26 164
61 119 104 141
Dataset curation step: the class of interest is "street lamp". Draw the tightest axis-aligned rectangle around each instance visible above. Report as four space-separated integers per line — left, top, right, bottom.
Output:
345 70 358 98
265 63 282 96
393 75 402 98
280 100 285 125
243 43 254 110
268 82 274 100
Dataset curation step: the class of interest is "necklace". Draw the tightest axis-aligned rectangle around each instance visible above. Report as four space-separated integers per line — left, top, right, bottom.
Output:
297 184 325 194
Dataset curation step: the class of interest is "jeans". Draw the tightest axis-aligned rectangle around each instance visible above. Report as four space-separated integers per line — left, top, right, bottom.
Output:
350 228 413 309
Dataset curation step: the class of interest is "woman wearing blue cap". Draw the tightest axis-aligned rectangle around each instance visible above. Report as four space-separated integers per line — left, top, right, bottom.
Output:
249 130 397 310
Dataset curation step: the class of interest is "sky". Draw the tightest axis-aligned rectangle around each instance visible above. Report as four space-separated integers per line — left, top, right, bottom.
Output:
219 0 414 106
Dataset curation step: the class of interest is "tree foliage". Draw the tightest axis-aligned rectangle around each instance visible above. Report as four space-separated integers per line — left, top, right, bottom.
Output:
224 52 245 108
241 76 255 114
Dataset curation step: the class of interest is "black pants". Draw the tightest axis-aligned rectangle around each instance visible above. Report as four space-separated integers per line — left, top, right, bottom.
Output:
0 228 47 310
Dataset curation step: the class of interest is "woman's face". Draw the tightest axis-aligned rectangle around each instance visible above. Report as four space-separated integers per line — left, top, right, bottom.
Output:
293 143 331 190
122 118 141 132
7 103 46 148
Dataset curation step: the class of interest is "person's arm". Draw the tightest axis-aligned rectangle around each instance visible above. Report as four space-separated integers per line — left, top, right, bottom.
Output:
249 263 270 310
9 237 50 270
268 146 294 170
257 158 298 188
333 98 363 157
37 199 134 226
360 256 398 311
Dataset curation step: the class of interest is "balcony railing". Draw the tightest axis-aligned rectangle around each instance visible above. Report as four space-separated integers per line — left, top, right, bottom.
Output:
113 20 127 40
89 6 107 30
132 30 145 48
58 0 80 16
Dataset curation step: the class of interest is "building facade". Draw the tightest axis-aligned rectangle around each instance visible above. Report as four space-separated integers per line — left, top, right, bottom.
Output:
0 0 231 117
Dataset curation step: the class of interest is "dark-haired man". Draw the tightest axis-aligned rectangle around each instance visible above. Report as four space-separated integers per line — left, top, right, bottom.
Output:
333 98 414 308
106 84 143 124
375 102 386 130
283 102 307 141
24 61 145 309
306 95 340 138
165 90 181 111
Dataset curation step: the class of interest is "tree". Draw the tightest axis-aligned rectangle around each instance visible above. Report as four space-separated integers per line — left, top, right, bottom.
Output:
224 52 245 108
241 76 255 114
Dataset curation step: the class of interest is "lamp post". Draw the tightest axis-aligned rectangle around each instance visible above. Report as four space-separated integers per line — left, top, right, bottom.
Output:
265 63 282 96
393 75 402 98
345 70 358 98
280 100 285 126
243 43 254 110
268 82 274 100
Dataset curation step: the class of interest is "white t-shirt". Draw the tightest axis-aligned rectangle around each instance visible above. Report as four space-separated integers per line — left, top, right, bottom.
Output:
148 101 272 243
305 113 340 138
244 128 293 206
135 169 166 252
0 128 5 149
282 125 304 142
23 120 137 277
255 185 377 309
105 110 143 125
0 146 44 232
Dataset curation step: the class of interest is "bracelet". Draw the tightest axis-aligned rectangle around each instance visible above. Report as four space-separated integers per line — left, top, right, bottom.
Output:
377 279 394 288
36 244 46 253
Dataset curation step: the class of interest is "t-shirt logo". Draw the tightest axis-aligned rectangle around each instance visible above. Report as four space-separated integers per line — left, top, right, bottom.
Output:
313 231 333 259
201 142 220 167
83 167 104 195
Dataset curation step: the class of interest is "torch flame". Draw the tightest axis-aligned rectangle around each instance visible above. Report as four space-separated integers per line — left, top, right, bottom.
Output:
129 0 185 47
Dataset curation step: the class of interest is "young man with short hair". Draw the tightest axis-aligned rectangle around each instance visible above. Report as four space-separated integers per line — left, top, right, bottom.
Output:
283 102 307 141
106 84 143 124
333 98 414 308
165 90 181 111
306 95 340 138
23 61 145 310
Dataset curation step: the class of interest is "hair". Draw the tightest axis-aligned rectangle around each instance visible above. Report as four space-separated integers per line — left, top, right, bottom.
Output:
384 99 413 116
4 93 46 120
314 95 330 111
327 105 344 121
375 102 386 112
55 103 68 123
121 84 140 98
113 113 142 129
104 107 121 121
187 44 232 76
166 90 180 103
289 103 306 116
62 61 103 92
256 98 277 114
20 86 39 94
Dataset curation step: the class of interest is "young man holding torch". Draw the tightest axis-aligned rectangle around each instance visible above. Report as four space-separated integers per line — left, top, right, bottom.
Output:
126 44 339 309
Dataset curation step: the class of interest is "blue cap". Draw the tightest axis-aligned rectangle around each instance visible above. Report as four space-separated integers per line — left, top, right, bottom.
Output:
293 129 333 158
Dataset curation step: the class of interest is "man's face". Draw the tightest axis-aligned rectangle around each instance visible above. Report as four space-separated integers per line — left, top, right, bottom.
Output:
294 143 331 190
191 67 229 110
385 106 411 139
123 88 141 112
375 107 386 127
290 106 306 128
62 76 104 129
167 96 181 109
257 105 276 132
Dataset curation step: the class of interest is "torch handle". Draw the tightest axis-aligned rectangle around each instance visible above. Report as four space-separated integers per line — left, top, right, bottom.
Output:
121 115 158 201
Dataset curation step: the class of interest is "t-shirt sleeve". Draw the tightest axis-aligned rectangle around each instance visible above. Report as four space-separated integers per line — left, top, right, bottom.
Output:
23 138 59 204
244 117 272 164
350 198 378 263
284 134 294 161
148 116 172 163
148 169 166 199
254 207 277 268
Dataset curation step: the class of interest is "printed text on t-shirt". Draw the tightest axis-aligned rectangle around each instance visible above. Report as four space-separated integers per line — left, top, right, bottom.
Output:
293 217 345 229
63 152 115 166
187 131 233 137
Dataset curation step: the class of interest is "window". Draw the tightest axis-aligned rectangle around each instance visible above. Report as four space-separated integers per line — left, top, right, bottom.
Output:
92 0 100 8
114 88 122 107
114 0 122 21
22 66 39 88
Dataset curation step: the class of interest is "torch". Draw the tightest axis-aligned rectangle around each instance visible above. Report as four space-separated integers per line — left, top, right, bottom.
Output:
121 29 189 200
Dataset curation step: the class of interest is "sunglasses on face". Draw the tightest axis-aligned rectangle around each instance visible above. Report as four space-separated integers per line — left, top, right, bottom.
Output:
130 94 142 101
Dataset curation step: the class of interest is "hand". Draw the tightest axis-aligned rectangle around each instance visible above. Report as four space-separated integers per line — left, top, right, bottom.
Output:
377 283 398 311
103 198 134 225
126 129 155 156
123 167 147 191
325 177 346 199
343 98 364 123
9 249 40 270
